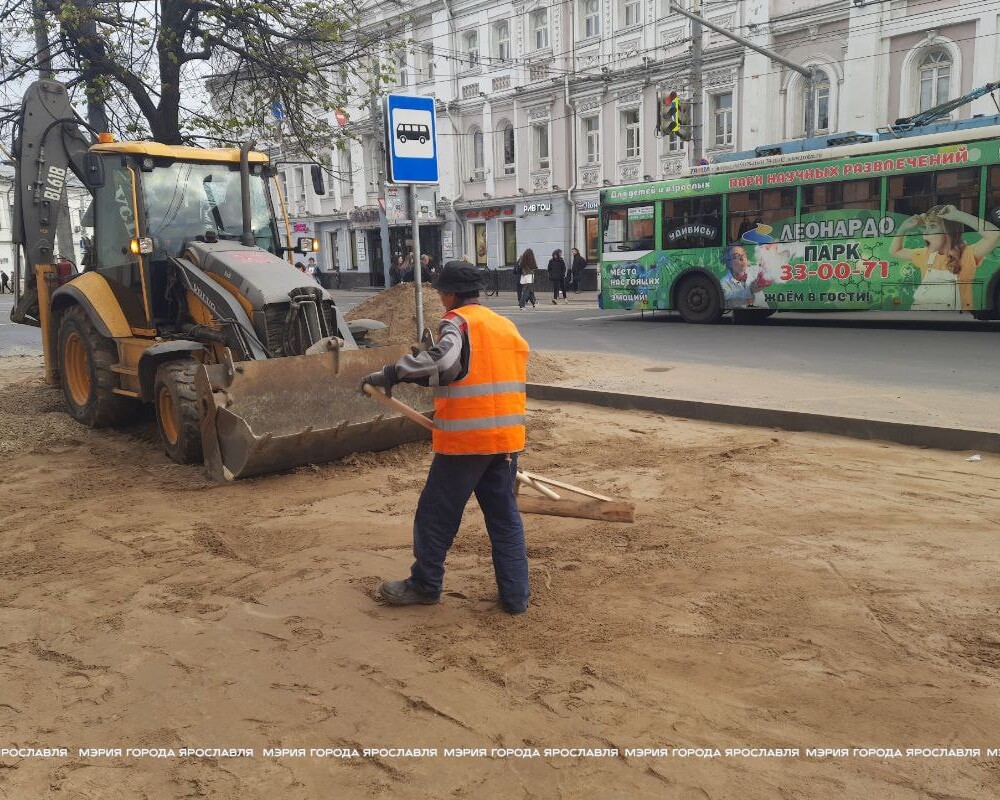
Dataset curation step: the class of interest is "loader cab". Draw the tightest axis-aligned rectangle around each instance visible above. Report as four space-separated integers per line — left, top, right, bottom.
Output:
87 144 281 327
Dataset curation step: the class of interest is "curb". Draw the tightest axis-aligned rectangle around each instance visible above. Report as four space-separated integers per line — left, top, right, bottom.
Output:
526 384 1000 454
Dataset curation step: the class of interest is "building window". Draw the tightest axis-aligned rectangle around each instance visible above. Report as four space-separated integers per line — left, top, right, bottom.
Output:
665 133 685 152
503 220 517 264
712 92 733 146
501 123 515 174
585 215 599 261
294 167 306 201
494 21 511 61
421 44 434 80
533 124 549 170
464 31 479 67
582 115 600 164
621 109 640 159
802 71 830 132
918 50 950 112
622 0 641 28
473 223 487 266
531 10 549 50
582 0 600 38
471 129 485 177
340 148 353 195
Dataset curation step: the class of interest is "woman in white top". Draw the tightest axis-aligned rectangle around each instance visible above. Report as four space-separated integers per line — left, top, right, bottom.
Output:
890 204 1000 310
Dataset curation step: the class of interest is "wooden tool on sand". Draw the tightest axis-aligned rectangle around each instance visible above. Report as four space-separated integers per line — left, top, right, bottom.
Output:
363 385 635 523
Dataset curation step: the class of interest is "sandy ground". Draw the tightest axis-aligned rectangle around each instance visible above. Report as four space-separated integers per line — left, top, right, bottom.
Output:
2 354 1000 799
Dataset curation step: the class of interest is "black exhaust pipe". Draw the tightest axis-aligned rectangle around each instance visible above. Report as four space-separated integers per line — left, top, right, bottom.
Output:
239 141 255 247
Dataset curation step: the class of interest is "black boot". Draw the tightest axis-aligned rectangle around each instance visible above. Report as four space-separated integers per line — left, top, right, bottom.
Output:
378 579 440 606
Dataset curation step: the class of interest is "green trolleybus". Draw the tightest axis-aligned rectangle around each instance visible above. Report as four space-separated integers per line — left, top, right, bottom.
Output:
598 126 1000 323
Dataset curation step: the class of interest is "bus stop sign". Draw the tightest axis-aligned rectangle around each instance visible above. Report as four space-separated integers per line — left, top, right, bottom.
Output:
383 94 439 184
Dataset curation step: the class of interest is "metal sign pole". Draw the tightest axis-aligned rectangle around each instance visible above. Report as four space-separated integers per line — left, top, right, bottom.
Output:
411 183 424 338
383 94 439 338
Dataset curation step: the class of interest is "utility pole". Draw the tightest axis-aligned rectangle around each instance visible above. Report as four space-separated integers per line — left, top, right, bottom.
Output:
369 92 393 288
690 0 703 163
669 2 815 139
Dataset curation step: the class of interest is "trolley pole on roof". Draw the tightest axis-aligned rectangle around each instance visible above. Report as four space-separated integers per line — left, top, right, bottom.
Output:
669 2 816 141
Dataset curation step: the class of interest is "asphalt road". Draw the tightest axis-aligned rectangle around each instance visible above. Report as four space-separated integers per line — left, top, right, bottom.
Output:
3 290 998 396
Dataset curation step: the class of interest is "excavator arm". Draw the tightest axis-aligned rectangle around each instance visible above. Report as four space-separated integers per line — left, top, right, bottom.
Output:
10 80 99 326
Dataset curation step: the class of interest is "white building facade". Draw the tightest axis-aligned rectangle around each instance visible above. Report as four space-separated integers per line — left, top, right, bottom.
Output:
283 0 1000 287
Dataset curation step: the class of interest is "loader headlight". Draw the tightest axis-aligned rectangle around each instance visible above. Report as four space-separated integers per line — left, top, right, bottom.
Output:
129 237 154 255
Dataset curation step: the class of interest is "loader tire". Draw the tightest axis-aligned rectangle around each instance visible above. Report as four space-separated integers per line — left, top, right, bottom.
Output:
58 304 139 427
154 359 203 464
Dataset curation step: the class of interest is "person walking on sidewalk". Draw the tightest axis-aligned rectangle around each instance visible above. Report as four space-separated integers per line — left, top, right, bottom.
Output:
570 247 587 293
0 271 11 293
515 248 538 309
548 249 568 304
361 261 532 614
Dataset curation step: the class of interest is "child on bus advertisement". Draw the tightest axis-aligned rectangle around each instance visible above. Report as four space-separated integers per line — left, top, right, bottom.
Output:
889 204 1000 310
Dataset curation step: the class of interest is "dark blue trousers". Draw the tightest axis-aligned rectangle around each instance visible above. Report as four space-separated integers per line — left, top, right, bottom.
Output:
409 453 530 611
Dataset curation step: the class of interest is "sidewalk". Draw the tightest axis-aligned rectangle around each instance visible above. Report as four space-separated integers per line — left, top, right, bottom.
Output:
527 350 998 448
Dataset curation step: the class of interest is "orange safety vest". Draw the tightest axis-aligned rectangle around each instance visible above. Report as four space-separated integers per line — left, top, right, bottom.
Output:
432 303 529 455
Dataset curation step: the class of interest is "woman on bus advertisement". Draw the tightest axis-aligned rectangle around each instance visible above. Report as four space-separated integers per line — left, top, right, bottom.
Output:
889 204 1000 310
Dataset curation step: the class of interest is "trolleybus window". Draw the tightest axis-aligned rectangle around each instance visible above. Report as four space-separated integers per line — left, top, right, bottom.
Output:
603 204 655 251
887 167 980 218
662 196 722 249
729 187 795 242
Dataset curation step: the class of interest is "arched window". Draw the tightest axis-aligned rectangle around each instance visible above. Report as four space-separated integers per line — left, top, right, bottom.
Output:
501 123 515 174
464 31 479 67
471 128 485 177
918 50 950 111
806 71 831 132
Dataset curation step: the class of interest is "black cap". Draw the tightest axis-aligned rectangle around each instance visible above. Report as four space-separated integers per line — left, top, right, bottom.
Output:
433 260 484 293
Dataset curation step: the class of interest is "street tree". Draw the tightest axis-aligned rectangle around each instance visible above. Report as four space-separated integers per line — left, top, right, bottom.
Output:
0 0 400 153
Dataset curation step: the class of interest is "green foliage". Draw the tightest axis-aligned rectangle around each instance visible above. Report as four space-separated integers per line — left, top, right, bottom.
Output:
0 0 405 154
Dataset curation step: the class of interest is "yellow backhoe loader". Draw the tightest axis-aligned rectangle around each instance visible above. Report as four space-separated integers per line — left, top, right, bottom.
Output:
10 80 431 479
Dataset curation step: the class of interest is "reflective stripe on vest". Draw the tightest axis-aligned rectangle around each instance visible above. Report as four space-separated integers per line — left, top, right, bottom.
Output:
433 381 526 399
432 304 529 455
434 413 526 432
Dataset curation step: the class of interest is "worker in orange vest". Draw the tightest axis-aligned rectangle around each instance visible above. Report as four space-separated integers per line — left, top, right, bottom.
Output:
361 261 531 614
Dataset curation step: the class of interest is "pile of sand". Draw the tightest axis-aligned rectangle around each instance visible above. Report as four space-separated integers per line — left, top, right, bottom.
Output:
345 286 566 384
345 283 445 346
0 355 100 459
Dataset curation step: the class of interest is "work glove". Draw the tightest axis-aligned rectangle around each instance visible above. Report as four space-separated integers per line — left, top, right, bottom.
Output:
360 365 397 398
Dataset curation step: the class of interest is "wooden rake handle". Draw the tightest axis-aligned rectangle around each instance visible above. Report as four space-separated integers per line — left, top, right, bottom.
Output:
363 384 562 500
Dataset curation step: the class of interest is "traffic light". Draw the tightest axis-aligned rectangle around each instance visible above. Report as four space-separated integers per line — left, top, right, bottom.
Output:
658 91 679 137
676 98 692 141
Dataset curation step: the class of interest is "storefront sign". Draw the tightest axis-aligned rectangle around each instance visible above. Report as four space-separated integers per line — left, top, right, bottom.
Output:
576 199 599 211
519 201 552 215
442 231 454 259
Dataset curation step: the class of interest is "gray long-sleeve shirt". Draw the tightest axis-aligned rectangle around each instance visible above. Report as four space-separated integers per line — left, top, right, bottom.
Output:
391 302 474 387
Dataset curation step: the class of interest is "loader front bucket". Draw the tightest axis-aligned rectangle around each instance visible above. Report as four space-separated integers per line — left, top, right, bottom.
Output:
195 344 433 481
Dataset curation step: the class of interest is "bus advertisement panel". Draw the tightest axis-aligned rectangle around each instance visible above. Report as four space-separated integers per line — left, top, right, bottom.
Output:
599 136 1000 321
